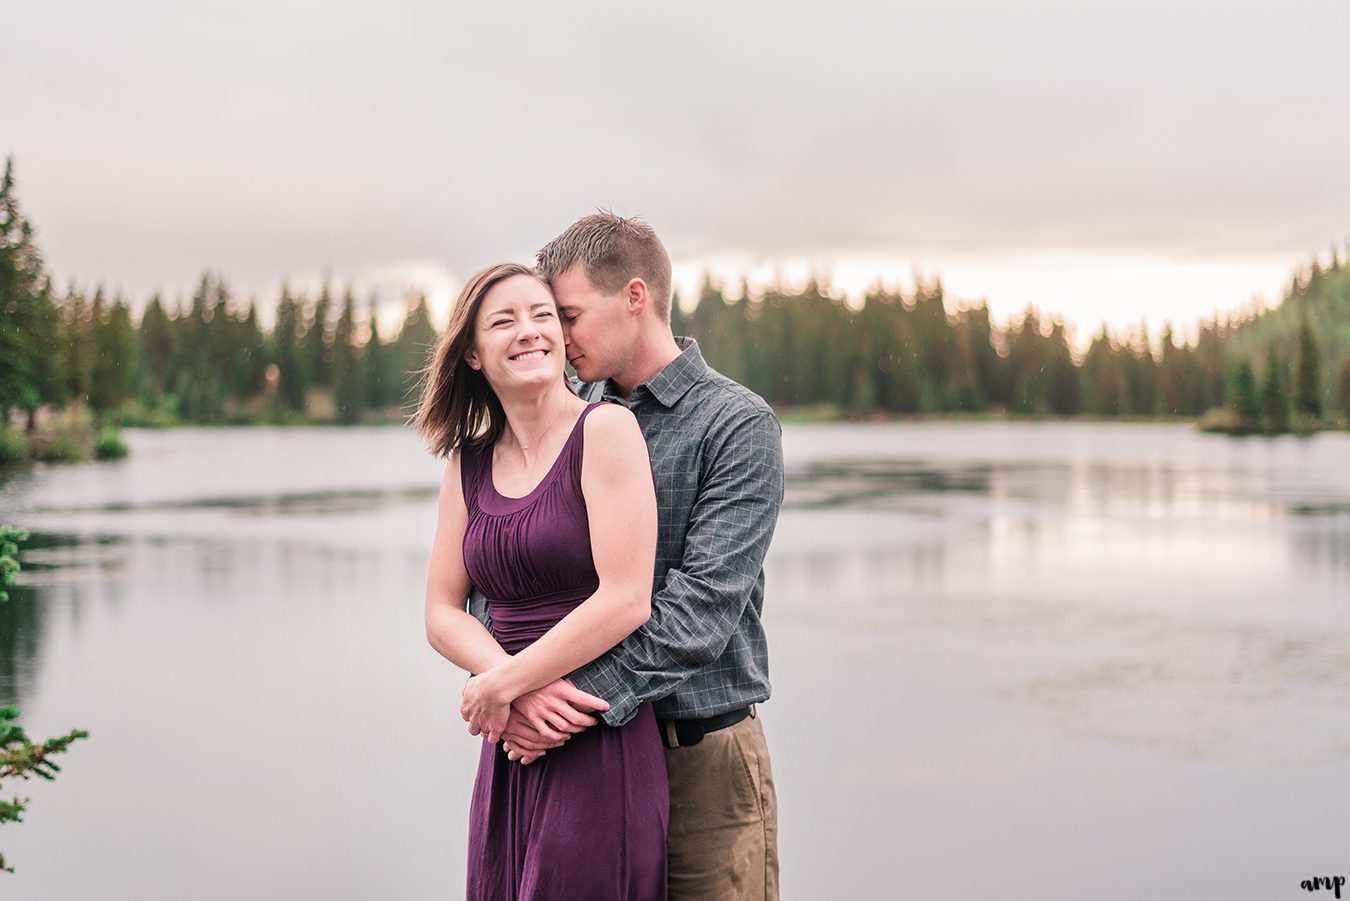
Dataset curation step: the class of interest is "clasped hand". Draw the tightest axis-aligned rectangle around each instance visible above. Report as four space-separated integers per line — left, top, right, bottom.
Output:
461 674 611 766
460 670 512 744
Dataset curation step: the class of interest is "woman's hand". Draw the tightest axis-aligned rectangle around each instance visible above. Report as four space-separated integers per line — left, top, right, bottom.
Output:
460 671 512 744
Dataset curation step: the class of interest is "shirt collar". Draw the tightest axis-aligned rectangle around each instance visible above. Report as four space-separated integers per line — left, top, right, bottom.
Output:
600 336 707 408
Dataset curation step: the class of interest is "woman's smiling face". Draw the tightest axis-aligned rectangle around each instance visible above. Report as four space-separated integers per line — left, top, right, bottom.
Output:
465 274 566 394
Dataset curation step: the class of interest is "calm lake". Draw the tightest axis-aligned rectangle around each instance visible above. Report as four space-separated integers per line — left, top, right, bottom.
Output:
1 421 1348 900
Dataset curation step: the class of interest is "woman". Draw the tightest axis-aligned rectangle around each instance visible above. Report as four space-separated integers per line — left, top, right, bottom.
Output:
414 262 668 900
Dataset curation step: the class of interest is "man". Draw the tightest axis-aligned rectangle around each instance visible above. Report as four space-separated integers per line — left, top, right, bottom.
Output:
495 212 784 899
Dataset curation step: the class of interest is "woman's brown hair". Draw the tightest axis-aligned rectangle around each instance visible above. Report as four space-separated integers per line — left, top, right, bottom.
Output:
411 262 553 458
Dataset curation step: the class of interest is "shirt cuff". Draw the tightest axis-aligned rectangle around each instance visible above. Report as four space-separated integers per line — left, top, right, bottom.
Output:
569 659 641 727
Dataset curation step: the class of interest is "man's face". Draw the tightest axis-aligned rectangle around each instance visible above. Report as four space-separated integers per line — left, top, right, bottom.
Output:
551 264 634 385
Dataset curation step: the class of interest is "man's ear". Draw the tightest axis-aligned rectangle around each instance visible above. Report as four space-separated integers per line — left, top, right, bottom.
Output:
625 278 649 316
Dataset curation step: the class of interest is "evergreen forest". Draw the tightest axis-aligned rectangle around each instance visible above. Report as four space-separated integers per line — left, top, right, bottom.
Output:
3 157 1349 465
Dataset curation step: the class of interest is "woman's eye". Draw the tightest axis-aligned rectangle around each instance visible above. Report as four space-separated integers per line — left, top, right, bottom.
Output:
535 311 554 320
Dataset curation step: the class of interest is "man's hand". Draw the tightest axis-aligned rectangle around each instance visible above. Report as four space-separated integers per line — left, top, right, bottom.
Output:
500 678 610 765
501 709 561 765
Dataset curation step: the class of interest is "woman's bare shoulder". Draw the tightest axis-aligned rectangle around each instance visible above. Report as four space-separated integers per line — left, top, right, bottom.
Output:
583 400 638 431
581 403 648 469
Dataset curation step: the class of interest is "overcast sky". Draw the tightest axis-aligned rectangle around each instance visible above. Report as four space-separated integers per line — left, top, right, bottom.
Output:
7 0 1349 342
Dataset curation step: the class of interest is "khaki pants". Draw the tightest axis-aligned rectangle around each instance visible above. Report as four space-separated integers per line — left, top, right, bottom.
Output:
664 709 779 901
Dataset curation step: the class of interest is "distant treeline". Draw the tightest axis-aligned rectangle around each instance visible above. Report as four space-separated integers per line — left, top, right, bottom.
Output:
673 261 1350 432
3 156 1350 453
0 158 436 441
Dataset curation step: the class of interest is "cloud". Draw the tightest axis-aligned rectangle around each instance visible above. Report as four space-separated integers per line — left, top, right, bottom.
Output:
6 0 1349 323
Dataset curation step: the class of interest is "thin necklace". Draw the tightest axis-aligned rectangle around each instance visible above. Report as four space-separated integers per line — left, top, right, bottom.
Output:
511 402 570 459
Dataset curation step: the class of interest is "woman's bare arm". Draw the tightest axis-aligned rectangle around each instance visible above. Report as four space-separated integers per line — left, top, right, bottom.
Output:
461 404 657 724
424 451 512 676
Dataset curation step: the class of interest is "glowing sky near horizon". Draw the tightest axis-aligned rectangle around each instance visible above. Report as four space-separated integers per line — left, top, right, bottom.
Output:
6 1 1348 346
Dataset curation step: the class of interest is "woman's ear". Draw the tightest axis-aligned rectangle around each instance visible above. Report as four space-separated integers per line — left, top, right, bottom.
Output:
465 348 481 370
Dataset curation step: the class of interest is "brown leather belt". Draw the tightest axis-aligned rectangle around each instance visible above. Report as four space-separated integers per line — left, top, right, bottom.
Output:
657 706 752 749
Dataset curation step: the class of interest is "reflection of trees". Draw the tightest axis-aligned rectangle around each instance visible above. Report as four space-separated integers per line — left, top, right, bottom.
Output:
0 532 66 708
994 460 1286 523
1289 520 1350 583
786 460 991 510
768 538 951 618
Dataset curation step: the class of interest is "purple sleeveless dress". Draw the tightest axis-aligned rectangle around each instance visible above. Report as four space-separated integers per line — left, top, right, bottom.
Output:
460 401 669 901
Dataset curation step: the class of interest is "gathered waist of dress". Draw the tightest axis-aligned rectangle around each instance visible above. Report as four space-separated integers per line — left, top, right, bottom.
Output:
486 584 598 654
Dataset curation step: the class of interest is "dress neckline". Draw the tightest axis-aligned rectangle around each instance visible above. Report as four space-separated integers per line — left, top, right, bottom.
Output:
484 401 601 513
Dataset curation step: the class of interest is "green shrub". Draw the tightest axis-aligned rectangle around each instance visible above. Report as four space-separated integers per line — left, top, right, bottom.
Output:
118 397 180 428
1197 407 1257 436
0 429 28 467
30 423 88 463
0 525 27 602
93 428 129 461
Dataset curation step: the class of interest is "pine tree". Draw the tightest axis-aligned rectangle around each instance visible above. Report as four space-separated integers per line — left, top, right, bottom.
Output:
738 283 775 402
912 276 954 411
1006 307 1047 414
1260 344 1290 434
395 292 438 411
1192 319 1226 413
689 276 734 378
61 286 96 412
332 287 365 424
1044 321 1079 415
363 294 395 413
669 289 689 338
170 274 229 422
137 294 174 408
0 158 54 426
861 287 921 413
304 279 334 388
1226 361 1261 431
1338 359 1350 425
1122 323 1159 415
18 282 65 432
271 283 307 413
1158 323 1189 415
1294 319 1323 419
1081 327 1126 415
966 303 1003 408
236 300 268 401
89 296 136 429
945 312 982 412
0 160 21 420
803 280 853 410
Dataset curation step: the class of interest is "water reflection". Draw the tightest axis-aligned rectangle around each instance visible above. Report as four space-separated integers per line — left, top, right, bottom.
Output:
770 439 1350 770
7 486 439 518
0 532 102 708
2 423 1350 900
786 460 991 509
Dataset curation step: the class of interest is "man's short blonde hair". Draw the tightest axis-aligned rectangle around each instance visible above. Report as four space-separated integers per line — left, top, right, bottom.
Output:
536 211 674 323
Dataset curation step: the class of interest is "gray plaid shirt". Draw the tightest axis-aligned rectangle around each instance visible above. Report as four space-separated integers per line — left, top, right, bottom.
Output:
571 337 783 725
467 338 783 726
